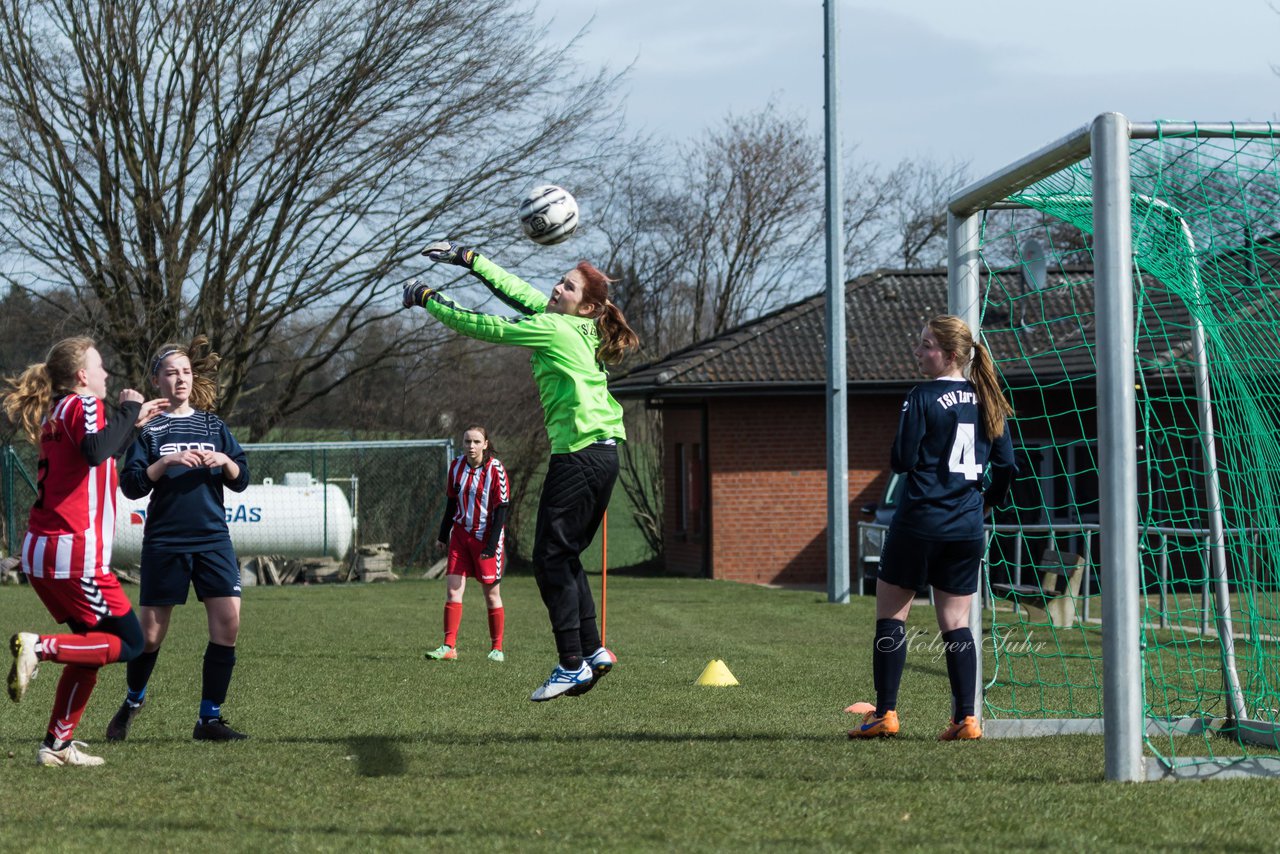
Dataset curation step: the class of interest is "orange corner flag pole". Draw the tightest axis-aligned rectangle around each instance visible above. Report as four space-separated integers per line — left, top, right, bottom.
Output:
601 509 608 646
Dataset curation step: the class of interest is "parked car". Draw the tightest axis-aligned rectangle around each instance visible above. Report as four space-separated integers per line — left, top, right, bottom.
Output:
856 472 902 591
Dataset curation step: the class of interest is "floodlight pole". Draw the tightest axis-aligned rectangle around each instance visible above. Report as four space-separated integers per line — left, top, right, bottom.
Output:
823 0 849 603
1093 112 1144 783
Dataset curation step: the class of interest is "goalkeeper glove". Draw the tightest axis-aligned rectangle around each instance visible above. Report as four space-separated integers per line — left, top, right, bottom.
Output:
402 279 434 308
422 241 476 268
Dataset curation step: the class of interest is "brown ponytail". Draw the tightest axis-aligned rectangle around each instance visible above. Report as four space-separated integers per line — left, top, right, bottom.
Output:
575 260 640 365
927 315 1013 440
1 337 96 444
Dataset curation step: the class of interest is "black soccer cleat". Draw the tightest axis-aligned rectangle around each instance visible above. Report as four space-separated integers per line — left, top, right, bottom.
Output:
192 717 249 742
105 699 144 742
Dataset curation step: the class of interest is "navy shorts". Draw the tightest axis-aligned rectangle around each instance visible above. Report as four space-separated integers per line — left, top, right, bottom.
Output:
139 544 242 607
878 529 985 595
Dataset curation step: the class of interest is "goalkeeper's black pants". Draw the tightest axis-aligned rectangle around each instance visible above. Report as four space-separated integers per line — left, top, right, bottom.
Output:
532 442 618 667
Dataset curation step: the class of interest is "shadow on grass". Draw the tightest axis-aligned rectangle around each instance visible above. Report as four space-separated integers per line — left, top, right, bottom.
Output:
347 735 408 777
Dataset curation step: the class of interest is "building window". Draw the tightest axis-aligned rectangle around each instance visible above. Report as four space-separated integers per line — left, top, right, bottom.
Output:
675 442 705 537
687 442 703 535
675 443 687 534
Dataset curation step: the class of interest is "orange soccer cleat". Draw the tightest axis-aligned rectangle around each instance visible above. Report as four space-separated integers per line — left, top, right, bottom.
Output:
847 709 900 739
938 716 983 741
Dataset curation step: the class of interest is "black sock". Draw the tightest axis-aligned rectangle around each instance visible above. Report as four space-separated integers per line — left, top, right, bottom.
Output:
942 627 977 721
126 648 160 701
578 618 602 656
201 642 236 719
553 627 583 670
873 619 907 716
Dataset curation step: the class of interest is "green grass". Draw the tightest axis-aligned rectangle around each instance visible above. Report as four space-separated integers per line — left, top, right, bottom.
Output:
2 576 1279 852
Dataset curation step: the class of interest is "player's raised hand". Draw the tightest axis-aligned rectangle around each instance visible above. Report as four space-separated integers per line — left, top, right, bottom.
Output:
134 397 171 428
403 279 435 309
421 241 475 268
118 388 144 406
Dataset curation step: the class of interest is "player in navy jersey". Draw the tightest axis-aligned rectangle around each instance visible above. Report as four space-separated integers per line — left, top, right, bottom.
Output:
107 337 251 743
425 425 510 662
849 315 1016 742
3 337 168 766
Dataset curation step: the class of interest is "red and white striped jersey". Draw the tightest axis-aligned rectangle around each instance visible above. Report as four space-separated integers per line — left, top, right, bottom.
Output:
447 455 509 543
22 394 117 579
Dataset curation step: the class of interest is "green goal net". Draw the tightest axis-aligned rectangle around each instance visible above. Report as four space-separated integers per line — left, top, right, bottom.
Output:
970 122 1280 777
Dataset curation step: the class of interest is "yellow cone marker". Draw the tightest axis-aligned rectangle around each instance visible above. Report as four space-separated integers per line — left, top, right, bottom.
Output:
695 659 739 687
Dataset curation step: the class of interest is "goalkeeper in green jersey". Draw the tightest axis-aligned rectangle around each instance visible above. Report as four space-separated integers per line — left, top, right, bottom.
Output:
404 243 639 702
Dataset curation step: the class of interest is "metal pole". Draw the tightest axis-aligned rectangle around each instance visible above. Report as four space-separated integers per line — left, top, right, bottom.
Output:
823 0 849 604
1094 112 1144 782
1178 217 1249 723
3 446 13 557
949 209 984 719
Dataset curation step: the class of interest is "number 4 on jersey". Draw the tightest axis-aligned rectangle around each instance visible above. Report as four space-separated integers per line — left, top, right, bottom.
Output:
948 422 984 481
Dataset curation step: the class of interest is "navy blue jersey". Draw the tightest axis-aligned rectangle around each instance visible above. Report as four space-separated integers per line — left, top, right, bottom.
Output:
120 411 250 552
888 379 1016 541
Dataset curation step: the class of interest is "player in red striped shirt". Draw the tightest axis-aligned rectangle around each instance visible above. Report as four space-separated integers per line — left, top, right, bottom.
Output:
425 425 510 662
2 337 167 766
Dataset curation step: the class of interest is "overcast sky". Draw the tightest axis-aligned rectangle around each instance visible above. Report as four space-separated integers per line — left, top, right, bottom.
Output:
539 0 1280 179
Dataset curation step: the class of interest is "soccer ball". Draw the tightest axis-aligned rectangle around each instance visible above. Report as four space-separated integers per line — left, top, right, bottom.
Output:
519 184 579 246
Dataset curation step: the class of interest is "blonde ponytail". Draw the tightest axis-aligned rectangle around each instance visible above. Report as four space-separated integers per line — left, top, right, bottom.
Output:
1 337 96 444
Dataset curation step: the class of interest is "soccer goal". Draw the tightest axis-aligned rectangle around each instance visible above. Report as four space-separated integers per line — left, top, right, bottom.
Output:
949 113 1280 781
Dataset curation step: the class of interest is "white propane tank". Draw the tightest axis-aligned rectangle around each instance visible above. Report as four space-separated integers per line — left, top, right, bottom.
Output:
114 472 354 565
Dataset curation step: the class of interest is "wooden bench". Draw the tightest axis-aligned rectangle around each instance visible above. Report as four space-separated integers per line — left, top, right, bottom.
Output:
990 550 1086 628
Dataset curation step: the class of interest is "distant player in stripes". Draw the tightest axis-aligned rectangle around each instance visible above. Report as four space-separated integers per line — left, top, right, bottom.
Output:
106 337 251 743
849 315 1016 742
405 242 639 701
425 425 510 662
2 337 168 766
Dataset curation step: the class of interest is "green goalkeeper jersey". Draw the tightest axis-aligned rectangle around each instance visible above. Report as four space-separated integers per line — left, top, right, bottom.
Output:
424 255 626 454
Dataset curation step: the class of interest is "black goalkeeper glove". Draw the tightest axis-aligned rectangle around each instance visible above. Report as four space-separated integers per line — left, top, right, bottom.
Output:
422 241 476 268
402 279 434 308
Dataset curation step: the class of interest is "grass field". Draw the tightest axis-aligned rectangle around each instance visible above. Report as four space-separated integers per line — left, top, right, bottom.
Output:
2 575 1279 852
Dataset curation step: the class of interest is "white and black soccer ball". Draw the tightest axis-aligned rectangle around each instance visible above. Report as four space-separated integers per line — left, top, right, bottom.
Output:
518 184 579 246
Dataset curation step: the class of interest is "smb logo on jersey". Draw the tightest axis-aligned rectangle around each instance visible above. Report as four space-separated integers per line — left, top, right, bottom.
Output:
130 509 147 525
160 441 216 454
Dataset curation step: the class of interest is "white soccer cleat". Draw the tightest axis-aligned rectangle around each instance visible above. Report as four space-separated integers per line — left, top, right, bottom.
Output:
529 661 593 702
8 632 40 702
36 740 105 767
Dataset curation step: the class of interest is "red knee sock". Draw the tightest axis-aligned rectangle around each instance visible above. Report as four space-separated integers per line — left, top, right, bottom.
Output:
47 664 98 744
443 602 463 647
488 607 505 651
39 632 123 667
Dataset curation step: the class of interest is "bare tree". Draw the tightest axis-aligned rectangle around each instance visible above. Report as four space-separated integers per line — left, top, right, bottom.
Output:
616 402 663 558
0 0 627 438
590 105 825 356
841 157 971 274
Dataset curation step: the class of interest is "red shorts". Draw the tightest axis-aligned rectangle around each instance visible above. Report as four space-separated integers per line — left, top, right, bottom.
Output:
27 571 133 628
447 527 502 585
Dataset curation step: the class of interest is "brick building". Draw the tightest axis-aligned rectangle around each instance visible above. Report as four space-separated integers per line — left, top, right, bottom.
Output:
610 265 1109 586
611 268 954 585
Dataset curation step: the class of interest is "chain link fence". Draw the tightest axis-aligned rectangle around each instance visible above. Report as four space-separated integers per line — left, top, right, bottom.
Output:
2 439 454 583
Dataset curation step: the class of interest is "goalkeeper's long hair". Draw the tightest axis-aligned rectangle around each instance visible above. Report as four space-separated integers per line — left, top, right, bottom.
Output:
576 261 639 366
928 315 1013 440
149 335 221 412
1 337 98 444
